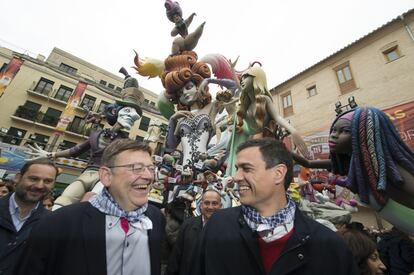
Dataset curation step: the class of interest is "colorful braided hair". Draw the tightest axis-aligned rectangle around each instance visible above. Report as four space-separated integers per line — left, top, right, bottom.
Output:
330 107 414 206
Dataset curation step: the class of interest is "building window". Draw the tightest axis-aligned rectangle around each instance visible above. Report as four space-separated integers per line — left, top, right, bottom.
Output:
97 101 109 113
307 85 317 97
383 46 401 62
139 116 151 131
99 80 107 86
54 85 73 101
59 63 78 75
3 127 26 145
334 61 356 94
34 77 54 95
116 87 122 92
41 108 62 127
150 101 156 106
281 92 293 117
144 99 150 104
136 135 144 142
80 94 96 111
28 133 49 149
67 116 86 135
108 83 115 89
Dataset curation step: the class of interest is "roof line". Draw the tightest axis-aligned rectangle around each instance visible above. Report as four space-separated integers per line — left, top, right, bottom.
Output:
270 8 414 94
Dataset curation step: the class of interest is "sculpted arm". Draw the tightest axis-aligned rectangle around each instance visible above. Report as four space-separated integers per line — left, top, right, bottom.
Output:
265 96 309 157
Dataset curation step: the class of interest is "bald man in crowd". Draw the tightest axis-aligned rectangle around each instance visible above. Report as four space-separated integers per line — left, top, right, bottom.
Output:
167 188 222 275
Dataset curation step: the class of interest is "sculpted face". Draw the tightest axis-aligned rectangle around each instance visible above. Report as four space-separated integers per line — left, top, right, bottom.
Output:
117 106 140 130
179 81 198 106
240 74 254 92
329 118 352 154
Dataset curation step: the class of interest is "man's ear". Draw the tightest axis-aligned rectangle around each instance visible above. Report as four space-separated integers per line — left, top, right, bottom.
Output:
99 167 112 188
14 173 22 183
273 164 288 186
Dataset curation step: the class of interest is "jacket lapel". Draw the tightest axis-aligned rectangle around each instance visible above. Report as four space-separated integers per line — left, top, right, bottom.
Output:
238 214 265 274
82 204 107 275
271 210 310 274
0 195 15 232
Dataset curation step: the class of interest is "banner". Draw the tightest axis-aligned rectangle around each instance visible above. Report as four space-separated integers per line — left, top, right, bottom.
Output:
0 142 29 172
0 57 24 97
382 101 414 150
303 101 414 158
55 81 87 133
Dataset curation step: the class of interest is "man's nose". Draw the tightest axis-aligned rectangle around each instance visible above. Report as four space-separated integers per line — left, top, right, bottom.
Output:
233 171 242 182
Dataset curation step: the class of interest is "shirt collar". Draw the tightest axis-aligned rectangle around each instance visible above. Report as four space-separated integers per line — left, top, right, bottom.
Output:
9 192 40 216
106 214 153 230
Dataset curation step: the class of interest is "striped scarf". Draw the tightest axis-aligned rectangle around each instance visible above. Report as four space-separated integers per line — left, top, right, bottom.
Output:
242 198 296 232
89 187 148 223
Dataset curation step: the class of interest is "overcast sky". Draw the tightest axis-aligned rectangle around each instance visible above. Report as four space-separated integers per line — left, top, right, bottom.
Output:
1 0 413 93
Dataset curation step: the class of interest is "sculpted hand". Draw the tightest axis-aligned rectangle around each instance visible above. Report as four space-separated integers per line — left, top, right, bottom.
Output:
291 132 310 158
25 143 55 161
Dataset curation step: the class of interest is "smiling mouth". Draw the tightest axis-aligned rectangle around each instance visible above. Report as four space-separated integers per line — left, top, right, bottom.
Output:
132 184 151 190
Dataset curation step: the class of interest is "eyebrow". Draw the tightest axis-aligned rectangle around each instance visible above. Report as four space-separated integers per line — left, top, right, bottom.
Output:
235 162 254 169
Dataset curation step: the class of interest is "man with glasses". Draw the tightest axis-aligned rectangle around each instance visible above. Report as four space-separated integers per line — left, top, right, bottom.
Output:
167 188 222 275
17 139 165 275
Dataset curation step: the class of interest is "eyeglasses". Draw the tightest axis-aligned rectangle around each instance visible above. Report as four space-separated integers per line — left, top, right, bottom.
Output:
108 163 156 175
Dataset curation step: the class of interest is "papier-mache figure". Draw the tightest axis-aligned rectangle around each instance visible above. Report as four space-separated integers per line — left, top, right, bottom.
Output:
26 67 144 209
295 106 414 234
225 64 309 175
164 0 205 55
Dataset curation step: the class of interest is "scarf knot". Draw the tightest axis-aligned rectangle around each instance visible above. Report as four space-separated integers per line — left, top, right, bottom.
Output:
242 199 296 232
89 188 148 223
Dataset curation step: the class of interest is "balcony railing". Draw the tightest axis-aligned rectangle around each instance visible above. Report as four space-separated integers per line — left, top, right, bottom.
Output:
13 106 60 127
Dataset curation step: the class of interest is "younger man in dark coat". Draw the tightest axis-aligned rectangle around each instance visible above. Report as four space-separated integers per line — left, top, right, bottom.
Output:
197 138 357 275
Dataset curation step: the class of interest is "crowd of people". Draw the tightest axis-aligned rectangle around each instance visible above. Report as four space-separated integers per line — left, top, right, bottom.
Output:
0 138 413 275
1 1 413 274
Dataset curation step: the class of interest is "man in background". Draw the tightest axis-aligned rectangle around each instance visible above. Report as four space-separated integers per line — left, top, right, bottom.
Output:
0 158 57 275
167 188 222 275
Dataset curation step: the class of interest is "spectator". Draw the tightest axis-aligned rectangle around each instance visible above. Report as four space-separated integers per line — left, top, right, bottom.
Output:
340 229 387 275
0 181 12 197
196 138 357 274
17 139 165 275
167 188 222 275
378 227 414 275
42 193 54 211
0 158 58 275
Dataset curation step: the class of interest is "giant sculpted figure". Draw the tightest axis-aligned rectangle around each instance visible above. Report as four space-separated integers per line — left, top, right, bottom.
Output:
27 69 144 209
295 107 414 234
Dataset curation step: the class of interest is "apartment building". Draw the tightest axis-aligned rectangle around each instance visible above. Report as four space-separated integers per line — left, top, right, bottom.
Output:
270 9 414 157
0 47 168 191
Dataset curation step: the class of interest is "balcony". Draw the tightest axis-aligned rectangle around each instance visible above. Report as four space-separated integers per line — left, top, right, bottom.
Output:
12 106 60 128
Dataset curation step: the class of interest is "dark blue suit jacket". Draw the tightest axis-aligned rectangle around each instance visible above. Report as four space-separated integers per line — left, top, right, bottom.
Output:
16 202 165 275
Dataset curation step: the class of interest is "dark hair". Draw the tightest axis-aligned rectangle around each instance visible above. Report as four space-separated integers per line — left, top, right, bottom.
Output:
236 138 293 189
340 229 377 275
101 139 152 167
20 158 58 178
